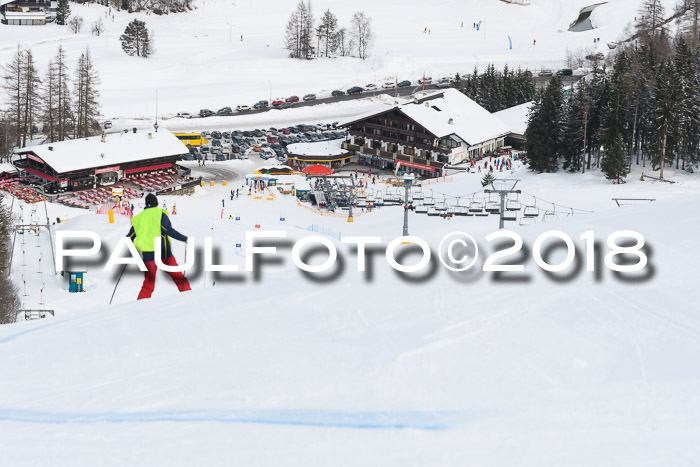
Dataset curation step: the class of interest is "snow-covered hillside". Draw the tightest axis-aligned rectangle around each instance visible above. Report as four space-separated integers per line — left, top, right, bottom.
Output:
2 159 700 465
0 0 678 118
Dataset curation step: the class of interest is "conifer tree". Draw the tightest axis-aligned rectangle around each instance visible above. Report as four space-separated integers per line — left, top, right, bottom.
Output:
56 0 71 26
1 46 24 148
55 46 73 142
73 48 100 139
523 75 565 172
650 61 682 179
120 20 154 58
601 133 629 183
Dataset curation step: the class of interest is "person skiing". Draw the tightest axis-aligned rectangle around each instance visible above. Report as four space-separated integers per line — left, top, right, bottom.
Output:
127 193 191 300
230 189 234 200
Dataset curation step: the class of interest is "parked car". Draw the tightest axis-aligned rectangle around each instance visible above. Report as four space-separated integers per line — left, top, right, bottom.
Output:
435 77 451 88
182 153 194 161
175 112 192 118
267 135 279 144
254 100 269 109
586 52 605 60
303 93 317 101
211 131 222 139
538 69 554 77
199 109 214 118
382 81 395 89
215 153 228 161
257 147 274 159
236 105 251 112
216 106 232 116
347 86 364 95
397 80 412 87
331 89 345 97
103 120 112 129
211 139 222 148
271 100 285 107
276 102 293 109
365 83 378 91
418 77 433 85
556 68 573 76
286 95 300 103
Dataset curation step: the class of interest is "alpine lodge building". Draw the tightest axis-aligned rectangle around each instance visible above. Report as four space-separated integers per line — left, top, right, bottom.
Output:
340 89 511 178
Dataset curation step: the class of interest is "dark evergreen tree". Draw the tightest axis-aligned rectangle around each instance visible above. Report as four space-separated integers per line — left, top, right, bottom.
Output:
601 133 629 183
523 75 565 172
562 83 589 172
120 20 153 58
672 37 700 171
56 0 71 26
481 172 495 187
650 61 682 179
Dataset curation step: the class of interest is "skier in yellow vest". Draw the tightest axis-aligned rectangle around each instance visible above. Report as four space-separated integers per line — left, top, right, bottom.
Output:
127 193 191 300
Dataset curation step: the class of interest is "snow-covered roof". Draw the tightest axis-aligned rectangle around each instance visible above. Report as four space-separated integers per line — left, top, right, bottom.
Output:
340 89 510 146
287 139 346 156
0 163 18 174
398 89 510 145
15 129 187 174
493 101 533 137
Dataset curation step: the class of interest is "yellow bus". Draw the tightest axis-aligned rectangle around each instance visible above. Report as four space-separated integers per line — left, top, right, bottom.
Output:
174 133 208 147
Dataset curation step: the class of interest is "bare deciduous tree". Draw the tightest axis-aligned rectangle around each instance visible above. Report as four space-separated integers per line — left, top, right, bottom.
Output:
350 12 374 60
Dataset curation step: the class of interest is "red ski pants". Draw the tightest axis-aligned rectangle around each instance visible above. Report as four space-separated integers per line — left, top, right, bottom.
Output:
137 256 192 300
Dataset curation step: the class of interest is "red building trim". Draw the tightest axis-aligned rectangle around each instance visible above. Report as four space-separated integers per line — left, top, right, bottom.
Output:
123 163 172 175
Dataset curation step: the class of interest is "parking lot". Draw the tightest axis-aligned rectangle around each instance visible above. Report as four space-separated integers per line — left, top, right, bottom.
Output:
182 123 349 164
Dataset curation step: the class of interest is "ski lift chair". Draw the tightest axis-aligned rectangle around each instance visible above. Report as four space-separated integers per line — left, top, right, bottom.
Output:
506 193 521 211
543 205 558 222
412 186 424 200
503 209 517 222
468 197 485 214
486 194 501 214
522 198 540 218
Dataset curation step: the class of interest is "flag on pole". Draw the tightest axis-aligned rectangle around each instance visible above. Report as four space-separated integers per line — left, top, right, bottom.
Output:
395 75 398 91
422 72 425 89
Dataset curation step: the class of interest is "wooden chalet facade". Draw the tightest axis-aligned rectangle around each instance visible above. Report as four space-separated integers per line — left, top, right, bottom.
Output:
341 89 510 178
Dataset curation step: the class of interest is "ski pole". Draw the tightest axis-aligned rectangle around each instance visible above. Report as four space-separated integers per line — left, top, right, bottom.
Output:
109 264 127 305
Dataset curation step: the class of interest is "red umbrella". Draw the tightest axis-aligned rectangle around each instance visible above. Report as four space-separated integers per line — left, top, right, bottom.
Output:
302 164 333 176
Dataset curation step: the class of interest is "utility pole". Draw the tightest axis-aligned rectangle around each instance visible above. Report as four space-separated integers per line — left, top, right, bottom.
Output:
154 90 159 132
402 173 415 236
484 179 520 230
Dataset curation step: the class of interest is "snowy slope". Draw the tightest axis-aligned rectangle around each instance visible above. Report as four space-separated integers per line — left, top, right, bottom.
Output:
2 160 700 465
0 0 679 118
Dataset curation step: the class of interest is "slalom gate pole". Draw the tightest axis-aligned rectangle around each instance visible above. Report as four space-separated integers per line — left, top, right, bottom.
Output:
109 264 128 305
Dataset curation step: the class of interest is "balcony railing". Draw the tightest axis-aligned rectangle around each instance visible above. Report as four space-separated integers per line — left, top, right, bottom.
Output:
348 129 449 154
